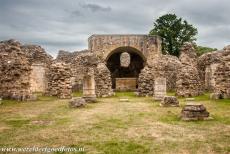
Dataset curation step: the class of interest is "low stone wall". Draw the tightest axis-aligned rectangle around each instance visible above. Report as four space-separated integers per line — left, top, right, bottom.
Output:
46 62 72 98
0 40 33 100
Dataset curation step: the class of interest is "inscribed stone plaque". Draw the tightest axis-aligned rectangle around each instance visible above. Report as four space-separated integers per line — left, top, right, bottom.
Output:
154 77 166 100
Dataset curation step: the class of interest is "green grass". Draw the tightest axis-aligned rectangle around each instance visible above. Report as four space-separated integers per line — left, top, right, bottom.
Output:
0 92 229 153
72 91 83 97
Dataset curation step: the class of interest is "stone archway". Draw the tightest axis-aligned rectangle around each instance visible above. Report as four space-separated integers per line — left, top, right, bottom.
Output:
106 46 146 91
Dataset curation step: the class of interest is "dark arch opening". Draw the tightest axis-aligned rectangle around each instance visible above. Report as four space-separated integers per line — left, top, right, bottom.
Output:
106 47 145 90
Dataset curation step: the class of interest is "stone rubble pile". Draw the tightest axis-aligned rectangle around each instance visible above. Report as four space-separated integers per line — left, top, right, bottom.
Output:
69 97 86 108
181 103 209 121
161 96 179 107
46 62 72 99
0 39 34 100
176 43 202 97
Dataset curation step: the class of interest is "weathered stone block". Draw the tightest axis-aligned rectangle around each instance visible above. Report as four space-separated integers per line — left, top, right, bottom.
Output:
181 103 209 121
161 96 179 107
69 97 86 108
154 77 166 100
116 78 137 91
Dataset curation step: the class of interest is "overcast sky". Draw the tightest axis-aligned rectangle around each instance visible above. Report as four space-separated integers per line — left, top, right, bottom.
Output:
0 0 229 57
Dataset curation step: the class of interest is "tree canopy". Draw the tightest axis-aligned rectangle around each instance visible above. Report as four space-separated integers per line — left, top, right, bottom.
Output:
149 14 198 57
195 46 217 56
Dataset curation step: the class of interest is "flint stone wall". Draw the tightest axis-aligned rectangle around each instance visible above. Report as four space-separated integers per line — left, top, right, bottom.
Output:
0 40 33 100
176 43 202 97
46 62 72 98
213 57 230 98
138 55 181 96
21 45 52 65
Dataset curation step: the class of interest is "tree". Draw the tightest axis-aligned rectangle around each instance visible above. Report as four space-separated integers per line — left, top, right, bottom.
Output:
149 14 198 57
195 46 217 56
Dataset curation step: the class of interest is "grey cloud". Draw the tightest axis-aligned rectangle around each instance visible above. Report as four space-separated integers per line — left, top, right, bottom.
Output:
0 0 229 57
80 3 111 12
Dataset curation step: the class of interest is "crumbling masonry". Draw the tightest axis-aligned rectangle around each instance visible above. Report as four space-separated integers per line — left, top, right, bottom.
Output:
0 34 229 100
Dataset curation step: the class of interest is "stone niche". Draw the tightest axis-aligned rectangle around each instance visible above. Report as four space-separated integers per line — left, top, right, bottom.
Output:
154 77 166 100
116 78 137 91
30 63 47 92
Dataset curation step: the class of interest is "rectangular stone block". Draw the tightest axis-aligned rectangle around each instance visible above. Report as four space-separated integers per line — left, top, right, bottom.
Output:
116 78 137 91
154 77 166 100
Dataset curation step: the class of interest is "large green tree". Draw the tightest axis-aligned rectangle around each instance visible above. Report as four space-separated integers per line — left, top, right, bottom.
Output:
149 14 198 57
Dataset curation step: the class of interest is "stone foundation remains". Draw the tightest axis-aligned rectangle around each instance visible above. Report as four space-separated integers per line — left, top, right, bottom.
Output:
181 103 209 121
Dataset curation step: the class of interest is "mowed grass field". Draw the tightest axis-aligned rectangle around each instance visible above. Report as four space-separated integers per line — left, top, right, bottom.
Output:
0 92 229 154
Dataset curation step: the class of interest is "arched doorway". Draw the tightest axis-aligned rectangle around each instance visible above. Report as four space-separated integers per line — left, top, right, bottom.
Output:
106 47 146 91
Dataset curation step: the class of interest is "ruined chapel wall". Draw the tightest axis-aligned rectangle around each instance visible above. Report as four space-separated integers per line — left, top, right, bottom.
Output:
0 40 33 100
138 55 181 96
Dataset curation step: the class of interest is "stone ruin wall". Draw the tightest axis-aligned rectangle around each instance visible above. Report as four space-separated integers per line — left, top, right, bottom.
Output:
138 55 181 96
211 46 230 98
0 36 229 100
198 45 230 94
56 50 91 92
46 62 72 98
176 43 203 97
21 45 53 93
71 52 113 97
0 40 33 100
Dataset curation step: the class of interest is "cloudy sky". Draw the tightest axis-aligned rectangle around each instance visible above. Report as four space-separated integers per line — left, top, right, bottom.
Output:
0 0 229 57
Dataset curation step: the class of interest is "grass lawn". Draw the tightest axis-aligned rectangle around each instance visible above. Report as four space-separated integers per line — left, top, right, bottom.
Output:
0 92 229 154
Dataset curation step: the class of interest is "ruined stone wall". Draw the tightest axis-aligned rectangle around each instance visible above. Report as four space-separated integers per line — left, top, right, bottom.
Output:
46 62 72 98
88 35 162 63
21 44 53 93
138 55 181 96
198 45 230 92
176 43 202 97
212 46 230 98
21 45 52 65
0 40 33 100
95 63 113 97
56 50 91 92
213 61 230 98
71 52 113 97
